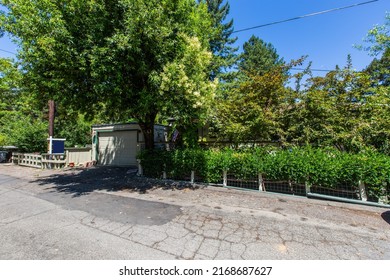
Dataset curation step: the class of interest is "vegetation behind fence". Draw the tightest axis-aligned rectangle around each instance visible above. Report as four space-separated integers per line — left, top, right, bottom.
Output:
137 147 390 203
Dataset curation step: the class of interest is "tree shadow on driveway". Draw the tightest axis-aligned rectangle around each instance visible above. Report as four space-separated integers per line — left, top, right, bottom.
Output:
33 166 200 197
29 166 191 226
382 211 390 225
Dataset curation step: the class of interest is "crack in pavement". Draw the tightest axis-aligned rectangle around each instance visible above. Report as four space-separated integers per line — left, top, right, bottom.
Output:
1 170 389 260
1 208 59 226
77 204 390 259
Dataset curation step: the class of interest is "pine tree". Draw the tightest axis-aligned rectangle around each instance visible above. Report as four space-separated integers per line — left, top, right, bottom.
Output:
199 0 238 81
239 35 284 77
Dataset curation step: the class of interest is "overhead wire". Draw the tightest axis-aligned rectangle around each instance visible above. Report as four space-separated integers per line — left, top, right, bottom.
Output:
291 68 333 72
0 0 381 71
232 0 380 34
0 48 16 55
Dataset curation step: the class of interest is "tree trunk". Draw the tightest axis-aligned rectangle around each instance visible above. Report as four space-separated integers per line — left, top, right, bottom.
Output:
139 117 156 151
48 100 55 137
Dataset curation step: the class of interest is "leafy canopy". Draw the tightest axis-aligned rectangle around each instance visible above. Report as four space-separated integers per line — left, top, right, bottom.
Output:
1 0 217 149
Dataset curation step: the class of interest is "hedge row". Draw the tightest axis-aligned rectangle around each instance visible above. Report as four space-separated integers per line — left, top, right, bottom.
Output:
137 147 390 201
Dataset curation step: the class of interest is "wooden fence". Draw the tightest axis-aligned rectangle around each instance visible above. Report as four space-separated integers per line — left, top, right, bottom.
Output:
12 149 93 169
12 153 66 169
65 147 92 167
41 154 67 169
12 153 42 169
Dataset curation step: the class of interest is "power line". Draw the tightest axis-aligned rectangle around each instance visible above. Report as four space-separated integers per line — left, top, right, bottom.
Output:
291 68 333 72
232 0 380 34
0 48 16 55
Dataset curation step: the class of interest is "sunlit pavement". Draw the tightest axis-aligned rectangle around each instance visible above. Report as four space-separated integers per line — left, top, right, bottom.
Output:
0 165 389 260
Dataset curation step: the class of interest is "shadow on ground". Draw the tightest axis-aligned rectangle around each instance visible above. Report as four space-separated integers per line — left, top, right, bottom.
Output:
382 211 390 225
33 166 201 197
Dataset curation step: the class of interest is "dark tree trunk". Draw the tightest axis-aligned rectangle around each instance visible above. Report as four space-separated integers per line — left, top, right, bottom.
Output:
139 113 157 151
48 100 55 137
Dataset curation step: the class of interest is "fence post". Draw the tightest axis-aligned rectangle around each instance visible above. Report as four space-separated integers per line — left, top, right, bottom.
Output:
305 182 311 195
258 173 264 191
223 170 227 187
162 164 167 179
358 181 367 201
137 160 143 176
190 171 195 184
40 155 43 169
65 150 69 167
13 153 19 165
379 183 389 205
289 180 293 193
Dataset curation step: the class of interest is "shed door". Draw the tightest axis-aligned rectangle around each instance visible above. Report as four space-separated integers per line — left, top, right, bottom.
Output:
98 131 138 166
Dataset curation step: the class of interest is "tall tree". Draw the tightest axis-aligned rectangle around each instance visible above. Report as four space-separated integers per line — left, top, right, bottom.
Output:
0 58 47 151
1 0 216 150
365 48 390 87
362 14 390 87
360 14 390 152
215 35 301 144
0 58 18 146
199 0 237 81
217 66 288 144
284 56 390 153
238 35 285 77
359 12 390 56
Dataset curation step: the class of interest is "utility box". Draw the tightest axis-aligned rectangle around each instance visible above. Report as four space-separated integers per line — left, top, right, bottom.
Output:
48 137 66 154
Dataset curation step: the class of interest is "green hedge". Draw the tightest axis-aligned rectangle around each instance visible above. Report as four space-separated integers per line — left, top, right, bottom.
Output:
137 147 390 201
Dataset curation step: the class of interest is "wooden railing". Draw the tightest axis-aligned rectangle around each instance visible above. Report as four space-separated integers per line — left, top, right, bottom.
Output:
12 153 66 169
12 153 42 169
41 154 67 169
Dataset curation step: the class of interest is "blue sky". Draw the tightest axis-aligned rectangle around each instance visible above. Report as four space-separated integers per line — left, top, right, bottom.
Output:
228 0 389 73
0 0 389 73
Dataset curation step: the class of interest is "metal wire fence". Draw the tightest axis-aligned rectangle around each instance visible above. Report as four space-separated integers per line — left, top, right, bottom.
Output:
139 166 389 206
226 174 259 191
263 181 307 196
310 184 360 200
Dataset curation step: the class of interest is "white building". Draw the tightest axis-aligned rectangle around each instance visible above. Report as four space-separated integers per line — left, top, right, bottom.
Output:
92 123 167 166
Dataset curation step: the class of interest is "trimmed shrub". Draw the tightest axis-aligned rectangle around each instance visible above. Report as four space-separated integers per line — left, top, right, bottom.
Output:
137 146 390 203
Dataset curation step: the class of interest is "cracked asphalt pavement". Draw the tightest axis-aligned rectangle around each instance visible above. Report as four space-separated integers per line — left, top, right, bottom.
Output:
0 164 389 260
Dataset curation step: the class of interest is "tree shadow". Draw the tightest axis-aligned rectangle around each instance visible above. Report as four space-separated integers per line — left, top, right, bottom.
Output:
33 166 201 197
381 211 390 225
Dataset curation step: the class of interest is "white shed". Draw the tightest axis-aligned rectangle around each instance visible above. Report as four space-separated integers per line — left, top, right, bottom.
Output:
92 123 167 166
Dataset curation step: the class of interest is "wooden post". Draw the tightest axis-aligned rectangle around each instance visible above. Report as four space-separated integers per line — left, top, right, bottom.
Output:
137 160 143 176
190 171 195 184
379 183 389 205
358 181 367 201
305 182 311 195
258 173 264 191
162 164 167 179
223 170 227 187
65 150 69 167
48 100 55 137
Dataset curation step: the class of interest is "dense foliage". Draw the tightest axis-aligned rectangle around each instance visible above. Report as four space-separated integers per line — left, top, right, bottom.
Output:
0 0 389 199
0 57 47 152
1 0 217 150
210 14 390 154
198 0 238 81
138 147 390 202
238 35 285 77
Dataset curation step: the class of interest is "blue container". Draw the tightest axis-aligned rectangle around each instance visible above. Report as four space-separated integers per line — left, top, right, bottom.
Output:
52 140 65 154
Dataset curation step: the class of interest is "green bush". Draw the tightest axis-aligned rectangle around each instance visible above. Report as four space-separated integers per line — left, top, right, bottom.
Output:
137 146 390 202
356 150 390 200
137 149 169 178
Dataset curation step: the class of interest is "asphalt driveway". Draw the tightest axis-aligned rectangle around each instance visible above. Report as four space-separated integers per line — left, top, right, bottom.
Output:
0 164 389 259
